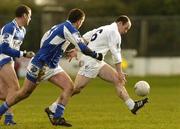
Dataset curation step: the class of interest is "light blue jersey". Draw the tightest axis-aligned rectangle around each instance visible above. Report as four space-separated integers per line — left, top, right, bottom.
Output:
27 20 98 83
0 19 25 67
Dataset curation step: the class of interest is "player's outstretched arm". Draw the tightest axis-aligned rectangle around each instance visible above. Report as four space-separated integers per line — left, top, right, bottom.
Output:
77 42 103 61
0 43 34 58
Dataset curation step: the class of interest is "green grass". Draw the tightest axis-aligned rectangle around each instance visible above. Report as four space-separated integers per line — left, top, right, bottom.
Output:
1 76 180 129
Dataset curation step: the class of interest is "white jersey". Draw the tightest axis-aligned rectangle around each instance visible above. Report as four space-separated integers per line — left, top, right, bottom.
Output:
83 22 122 63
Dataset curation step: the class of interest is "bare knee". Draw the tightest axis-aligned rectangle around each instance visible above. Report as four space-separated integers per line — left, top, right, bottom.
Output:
0 89 8 100
112 73 124 85
72 85 84 96
64 82 74 95
72 88 81 96
0 94 6 100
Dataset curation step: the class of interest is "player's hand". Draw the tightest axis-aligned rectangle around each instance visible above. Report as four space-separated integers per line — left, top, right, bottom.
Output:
95 53 103 61
66 48 78 62
23 51 35 58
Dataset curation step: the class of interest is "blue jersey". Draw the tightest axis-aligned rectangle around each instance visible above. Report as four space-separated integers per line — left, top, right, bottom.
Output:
32 20 97 68
0 19 25 67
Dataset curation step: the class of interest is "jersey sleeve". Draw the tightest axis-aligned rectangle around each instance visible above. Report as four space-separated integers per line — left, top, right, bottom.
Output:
63 25 83 50
107 31 122 64
63 25 98 59
0 25 22 57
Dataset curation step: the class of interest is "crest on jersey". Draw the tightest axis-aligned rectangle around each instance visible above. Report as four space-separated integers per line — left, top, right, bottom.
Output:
3 33 10 39
31 65 38 73
2 33 11 43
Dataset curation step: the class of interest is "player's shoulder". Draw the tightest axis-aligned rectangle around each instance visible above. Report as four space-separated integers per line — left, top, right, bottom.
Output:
1 21 16 34
100 23 115 33
63 20 78 33
107 23 117 31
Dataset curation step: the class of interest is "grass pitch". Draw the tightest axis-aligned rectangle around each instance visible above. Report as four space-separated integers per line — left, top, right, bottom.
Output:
1 76 180 129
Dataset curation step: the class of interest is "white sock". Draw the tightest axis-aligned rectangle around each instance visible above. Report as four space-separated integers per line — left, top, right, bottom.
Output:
125 98 135 110
49 102 58 113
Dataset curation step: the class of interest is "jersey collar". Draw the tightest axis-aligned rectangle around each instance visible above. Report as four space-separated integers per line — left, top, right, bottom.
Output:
12 19 21 30
112 22 119 32
66 20 72 25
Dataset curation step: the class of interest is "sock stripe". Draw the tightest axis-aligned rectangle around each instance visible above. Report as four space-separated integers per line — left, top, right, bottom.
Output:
4 102 9 109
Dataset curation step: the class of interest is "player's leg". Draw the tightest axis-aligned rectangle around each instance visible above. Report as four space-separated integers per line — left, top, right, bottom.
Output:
46 71 74 126
0 63 20 124
49 71 74 105
0 78 37 117
98 64 132 100
46 73 91 126
73 74 92 95
73 58 98 96
0 63 20 102
0 78 8 100
7 78 37 106
4 109 16 125
0 78 16 125
98 64 148 114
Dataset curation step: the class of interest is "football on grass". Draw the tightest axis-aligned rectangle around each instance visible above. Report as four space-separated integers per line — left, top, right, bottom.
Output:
134 81 150 97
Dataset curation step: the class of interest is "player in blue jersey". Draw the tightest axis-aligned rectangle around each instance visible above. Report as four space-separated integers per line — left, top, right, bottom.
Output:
0 5 34 125
0 8 102 126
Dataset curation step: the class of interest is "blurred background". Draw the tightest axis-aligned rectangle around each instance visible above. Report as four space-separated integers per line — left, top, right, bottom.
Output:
1 0 180 77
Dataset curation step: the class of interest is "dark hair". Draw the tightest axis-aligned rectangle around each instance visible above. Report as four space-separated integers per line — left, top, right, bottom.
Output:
15 5 31 17
67 8 85 23
115 15 130 25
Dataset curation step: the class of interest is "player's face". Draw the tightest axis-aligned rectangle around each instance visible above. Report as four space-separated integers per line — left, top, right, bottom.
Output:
24 10 32 26
77 16 85 29
119 21 131 34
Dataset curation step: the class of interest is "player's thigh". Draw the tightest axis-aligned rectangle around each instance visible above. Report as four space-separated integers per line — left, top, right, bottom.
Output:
0 63 19 89
0 78 8 99
49 71 74 91
98 64 118 83
19 78 37 95
74 74 91 89
0 77 7 91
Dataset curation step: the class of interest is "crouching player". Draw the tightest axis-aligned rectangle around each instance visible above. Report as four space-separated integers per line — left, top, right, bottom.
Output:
0 8 102 127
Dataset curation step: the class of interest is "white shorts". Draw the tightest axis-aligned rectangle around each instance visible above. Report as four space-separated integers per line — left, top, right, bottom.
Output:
27 61 64 83
78 55 106 78
41 64 64 81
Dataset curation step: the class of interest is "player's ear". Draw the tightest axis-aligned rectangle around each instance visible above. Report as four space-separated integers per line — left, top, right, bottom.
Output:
118 21 122 26
23 13 28 19
76 20 81 28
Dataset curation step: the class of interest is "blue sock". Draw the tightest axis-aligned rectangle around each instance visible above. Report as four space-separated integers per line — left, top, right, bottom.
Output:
53 104 65 119
5 112 13 123
0 102 9 115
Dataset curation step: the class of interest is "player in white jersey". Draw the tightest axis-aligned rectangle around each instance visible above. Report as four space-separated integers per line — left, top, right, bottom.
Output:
0 5 34 125
0 8 102 127
49 15 148 115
